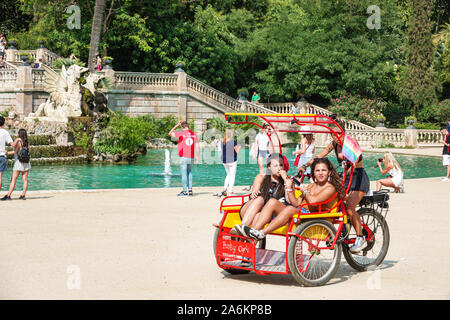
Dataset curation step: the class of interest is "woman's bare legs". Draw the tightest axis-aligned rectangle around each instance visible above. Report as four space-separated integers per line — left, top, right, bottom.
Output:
239 196 265 227
21 170 29 196
262 205 298 235
252 198 286 230
345 190 365 236
376 177 396 191
6 170 20 197
257 156 265 175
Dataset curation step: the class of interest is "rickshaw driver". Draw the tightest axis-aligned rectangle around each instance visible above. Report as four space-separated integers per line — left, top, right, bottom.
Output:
297 125 370 254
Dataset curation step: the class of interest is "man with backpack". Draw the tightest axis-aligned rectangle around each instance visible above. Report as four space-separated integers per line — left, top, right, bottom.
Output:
0 116 15 191
440 125 450 182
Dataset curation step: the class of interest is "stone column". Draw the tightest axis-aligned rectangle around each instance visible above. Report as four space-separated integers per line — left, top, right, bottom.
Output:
15 65 33 116
5 48 18 64
404 126 418 148
103 68 115 111
36 47 47 64
175 62 187 120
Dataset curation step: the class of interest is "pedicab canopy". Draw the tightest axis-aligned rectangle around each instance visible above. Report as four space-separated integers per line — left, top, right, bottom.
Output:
224 112 347 155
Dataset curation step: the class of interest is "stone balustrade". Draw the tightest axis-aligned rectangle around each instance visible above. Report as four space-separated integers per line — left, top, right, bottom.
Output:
32 69 46 89
0 69 18 89
417 129 443 144
114 72 178 89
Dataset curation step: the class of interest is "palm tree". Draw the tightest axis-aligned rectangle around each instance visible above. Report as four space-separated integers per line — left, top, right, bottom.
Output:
88 0 106 72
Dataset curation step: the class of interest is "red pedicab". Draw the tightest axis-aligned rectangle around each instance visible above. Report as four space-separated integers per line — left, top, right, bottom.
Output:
213 113 390 286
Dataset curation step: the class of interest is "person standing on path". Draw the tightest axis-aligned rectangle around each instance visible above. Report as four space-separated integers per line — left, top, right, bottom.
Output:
1 129 31 200
169 120 199 196
440 125 450 182
0 116 15 192
254 124 272 175
215 128 241 197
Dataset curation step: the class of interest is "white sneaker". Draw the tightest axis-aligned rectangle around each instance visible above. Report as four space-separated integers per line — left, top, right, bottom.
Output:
350 236 367 254
441 178 449 182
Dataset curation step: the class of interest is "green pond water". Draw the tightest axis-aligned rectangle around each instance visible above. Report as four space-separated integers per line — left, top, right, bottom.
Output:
0 148 444 191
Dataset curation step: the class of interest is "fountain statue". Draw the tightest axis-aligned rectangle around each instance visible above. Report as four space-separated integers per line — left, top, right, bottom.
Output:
26 64 106 122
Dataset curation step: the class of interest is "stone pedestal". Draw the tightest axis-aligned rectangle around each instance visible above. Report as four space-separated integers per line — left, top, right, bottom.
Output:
175 70 187 120
405 127 418 148
5 48 18 63
15 66 33 116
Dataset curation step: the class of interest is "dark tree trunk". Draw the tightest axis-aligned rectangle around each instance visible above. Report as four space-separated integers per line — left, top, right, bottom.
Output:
88 0 106 72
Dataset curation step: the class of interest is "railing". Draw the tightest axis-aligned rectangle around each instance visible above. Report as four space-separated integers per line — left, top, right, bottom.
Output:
44 50 60 66
187 76 242 111
347 129 406 147
417 129 443 144
187 75 275 114
114 72 178 88
0 69 18 88
14 50 38 63
32 69 46 89
264 102 375 131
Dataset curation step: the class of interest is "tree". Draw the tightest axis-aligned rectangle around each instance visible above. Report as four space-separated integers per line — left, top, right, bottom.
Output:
88 0 106 71
398 0 440 118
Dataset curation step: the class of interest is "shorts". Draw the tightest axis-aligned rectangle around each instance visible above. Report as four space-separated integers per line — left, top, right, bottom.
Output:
0 156 6 172
345 167 370 193
257 150 269 159
443 154 450 166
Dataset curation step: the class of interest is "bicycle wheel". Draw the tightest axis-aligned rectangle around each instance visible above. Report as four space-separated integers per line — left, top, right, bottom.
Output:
213 228 266 275
342 208 390 272
287 220 341 287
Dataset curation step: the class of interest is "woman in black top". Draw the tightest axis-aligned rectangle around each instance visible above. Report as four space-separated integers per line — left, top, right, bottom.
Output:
298 119 369 254
234 153 286 236
215 128 241 196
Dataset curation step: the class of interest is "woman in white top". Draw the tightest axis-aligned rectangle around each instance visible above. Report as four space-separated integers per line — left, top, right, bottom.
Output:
292 127 315 175
376 152 404 193
254 124 272 175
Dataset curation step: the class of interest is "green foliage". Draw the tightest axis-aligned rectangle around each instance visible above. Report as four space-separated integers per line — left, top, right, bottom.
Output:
398 0 440 117
328 94 386 127
0 108 9 117
94 113 179 155
94 112 153 154
53 58 85 70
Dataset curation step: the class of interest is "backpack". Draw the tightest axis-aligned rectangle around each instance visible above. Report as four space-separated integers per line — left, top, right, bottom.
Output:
18 145 30 163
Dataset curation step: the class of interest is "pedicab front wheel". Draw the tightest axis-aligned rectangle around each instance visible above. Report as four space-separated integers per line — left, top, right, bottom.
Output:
342 208 390 271
213 228 266 275
287 220 341 287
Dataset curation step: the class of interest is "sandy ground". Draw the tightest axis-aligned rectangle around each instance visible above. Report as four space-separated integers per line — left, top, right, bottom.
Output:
0 177 449 300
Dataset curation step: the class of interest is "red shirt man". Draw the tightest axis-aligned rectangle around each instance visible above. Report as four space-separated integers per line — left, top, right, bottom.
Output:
169 120 200 196
169 121 199 161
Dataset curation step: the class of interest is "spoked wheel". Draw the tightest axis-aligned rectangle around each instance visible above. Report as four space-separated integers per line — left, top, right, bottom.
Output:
287 220 341 287
342 208 390 271
213 228 266 275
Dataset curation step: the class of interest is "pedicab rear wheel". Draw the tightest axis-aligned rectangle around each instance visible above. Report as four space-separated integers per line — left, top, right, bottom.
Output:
213 228 266 275
287 220 341 287
342 208 390 271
